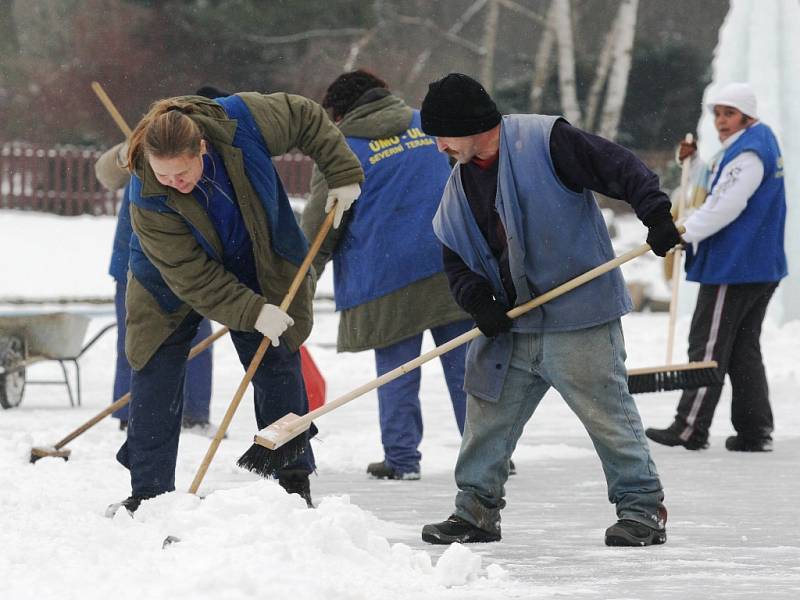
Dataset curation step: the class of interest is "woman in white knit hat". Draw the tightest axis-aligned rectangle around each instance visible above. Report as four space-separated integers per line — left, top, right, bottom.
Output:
646 82 787 453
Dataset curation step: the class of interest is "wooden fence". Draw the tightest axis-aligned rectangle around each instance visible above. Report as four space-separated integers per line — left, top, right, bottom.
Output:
0 142 315 216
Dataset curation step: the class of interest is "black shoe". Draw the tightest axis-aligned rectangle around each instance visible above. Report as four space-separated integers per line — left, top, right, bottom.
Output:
118 420 128 431
645 424 708 450
105 494 149 518
605 519 667 546
367 460 420 480
278 470 314 508
508 459 517 476
421 515 501 544
725 435 773 452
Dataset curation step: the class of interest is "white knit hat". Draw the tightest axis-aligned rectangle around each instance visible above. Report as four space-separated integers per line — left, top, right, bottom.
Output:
706 82 758 119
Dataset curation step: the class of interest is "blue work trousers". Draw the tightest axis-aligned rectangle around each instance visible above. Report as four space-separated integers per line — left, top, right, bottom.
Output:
116 311 314 498
112 280 212 422
454 321 664 534
374 319 472 474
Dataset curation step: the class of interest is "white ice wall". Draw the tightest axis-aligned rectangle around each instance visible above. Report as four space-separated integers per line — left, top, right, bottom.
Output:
695 0 800 323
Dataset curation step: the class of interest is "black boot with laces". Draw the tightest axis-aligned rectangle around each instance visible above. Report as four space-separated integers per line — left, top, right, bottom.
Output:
421 515 501 544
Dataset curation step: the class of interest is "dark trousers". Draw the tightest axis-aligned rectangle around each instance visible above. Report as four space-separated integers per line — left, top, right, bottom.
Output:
116 311 314 497
674 282 778 443
112 281 213 422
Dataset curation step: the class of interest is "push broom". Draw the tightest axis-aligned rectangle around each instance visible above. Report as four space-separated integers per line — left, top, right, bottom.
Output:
30 83 232 462
186 206 337 495
237 232 682 477
29 328 227 463
626 134 722 394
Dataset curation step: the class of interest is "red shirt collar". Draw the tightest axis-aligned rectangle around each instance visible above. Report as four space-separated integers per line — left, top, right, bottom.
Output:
471 151 499 170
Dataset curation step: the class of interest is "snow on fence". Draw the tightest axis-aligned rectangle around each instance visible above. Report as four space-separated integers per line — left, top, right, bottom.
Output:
0 142 315 216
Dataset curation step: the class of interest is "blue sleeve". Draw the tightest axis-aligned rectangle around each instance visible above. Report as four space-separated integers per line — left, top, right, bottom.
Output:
108 183 133 281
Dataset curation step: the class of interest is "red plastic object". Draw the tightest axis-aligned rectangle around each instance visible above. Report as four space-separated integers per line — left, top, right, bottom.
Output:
300 345 326 412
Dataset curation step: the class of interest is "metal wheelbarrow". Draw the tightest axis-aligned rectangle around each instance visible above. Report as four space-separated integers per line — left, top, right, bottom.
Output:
0 312 115 409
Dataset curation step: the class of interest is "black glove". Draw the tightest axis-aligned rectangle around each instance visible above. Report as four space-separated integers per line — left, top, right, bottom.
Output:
470 296 513 338
643 208 682 257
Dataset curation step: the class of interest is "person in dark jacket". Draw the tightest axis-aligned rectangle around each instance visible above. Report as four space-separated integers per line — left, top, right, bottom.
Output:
418 73 681 548
95 86 229 436
104 91 363 517
646 82 787 453
303 70 473 480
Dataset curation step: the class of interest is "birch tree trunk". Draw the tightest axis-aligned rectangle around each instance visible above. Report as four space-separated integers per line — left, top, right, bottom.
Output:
598 0 639 140
583 6 620 132
529 0 556 113
481 0 501 92
553 0 581 126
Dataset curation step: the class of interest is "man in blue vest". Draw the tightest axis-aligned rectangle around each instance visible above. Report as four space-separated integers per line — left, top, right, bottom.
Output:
303 70 474 480
418 73 680 547
646 83 787 453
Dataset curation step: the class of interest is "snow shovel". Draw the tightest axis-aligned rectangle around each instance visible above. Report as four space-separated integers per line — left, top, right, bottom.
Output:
238 231 683 474
626 135 721 394
29 327 228 463
187 206 337 495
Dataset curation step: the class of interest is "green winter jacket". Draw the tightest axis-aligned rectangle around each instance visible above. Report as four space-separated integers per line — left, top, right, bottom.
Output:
126 92 363 370
302 91 468 352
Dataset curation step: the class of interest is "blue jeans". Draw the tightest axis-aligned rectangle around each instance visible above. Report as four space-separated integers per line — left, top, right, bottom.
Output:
374 319 471 474
454 320 664 533
112 280 212 422
117 311 314 497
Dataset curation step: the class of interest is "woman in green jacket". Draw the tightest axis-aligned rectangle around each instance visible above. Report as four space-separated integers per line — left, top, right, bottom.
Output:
106 91 362 516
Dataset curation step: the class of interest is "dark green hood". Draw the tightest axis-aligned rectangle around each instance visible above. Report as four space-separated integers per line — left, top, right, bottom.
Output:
338 92 414 139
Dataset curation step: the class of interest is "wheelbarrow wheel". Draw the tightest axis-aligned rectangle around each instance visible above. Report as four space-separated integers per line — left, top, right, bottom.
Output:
0 335 25 409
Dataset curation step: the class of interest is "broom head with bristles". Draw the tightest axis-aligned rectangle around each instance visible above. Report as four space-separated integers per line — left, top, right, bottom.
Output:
30 446 71 464
236 414 318 478
627 361 722 394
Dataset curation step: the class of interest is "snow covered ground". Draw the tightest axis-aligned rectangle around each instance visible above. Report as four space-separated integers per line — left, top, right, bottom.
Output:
1 211 799 600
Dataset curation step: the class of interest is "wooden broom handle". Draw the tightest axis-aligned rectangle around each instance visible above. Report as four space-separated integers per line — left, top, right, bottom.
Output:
91 81 133 138
665 133 693 364
283 228 686 434
50 327 229 451
188 208 336 494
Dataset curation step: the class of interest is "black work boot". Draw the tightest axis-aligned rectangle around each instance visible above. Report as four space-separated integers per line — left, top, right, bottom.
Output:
278 470 314 508
645 423 708 450
605 520 667 546
725 435 773 452
366 460 420 480
105 494 151 518
421 515 501 544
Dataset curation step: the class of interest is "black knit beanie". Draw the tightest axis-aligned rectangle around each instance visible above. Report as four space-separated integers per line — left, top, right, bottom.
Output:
421 73 501 137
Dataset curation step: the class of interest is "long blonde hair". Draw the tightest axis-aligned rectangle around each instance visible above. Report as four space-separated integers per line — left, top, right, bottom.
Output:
127 98 203 170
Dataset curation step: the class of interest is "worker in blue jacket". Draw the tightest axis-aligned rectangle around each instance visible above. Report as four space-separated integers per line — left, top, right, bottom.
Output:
646 82 787 453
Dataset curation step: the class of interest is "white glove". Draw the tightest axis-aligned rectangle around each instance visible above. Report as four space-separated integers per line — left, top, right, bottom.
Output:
254 304 294 347
325 182 361 229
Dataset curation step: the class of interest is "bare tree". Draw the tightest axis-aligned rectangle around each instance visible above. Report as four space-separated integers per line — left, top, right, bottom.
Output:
529 0 556 113
480 0 500 92
404 0 488 86
553 0 581 126
598 0 639 140
583 7 620 132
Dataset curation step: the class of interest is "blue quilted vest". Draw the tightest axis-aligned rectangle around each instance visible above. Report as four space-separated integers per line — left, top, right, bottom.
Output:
685 123 787 284
333 111 452 310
